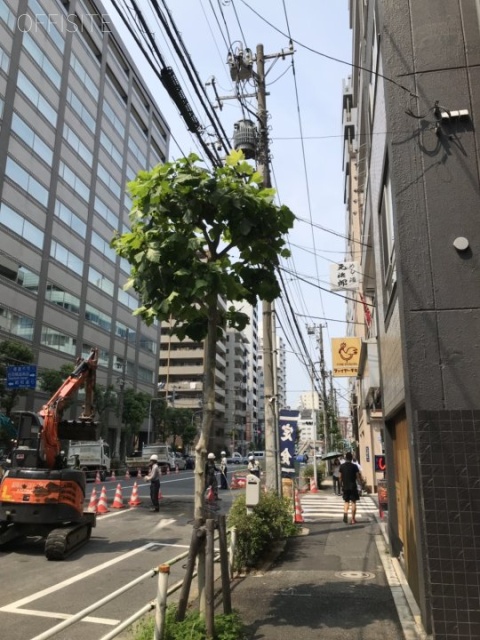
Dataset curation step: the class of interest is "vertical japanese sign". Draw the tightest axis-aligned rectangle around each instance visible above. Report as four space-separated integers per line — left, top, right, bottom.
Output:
329 261 361 291
279 410 298 477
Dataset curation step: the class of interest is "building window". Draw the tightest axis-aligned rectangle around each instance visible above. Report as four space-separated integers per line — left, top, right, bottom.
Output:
17 71 57 126
41 326 77 355
103 96 126 137
58 161 90 202
28 0 65 53
85 303 112 332
88 266 114 296
0 0 16 31
5 157 49 207
23 32 61 88
63 123 93 165
11 112 53 165
100 131 123 168
1 309 35 341
379 163 396 302
50 240 84 274
0 202 45 248
66 87 95 132
97 161 121 199
54 199 87 237
71 52 99 100
91 230 117 262
46 284 80 314
0 43 10 74
94 195 118 229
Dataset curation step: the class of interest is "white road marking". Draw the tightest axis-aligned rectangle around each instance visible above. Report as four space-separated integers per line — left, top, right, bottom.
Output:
7 608 119 625
0 543 159 613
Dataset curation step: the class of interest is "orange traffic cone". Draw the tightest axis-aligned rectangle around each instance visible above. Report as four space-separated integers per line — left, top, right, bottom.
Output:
87 487 97 512
309 476 319 494
111 483 126 509
95 471 101 484
175 464 179 474
125 469 130 479
158 488 163 501
129 481 142 507
97 486 110 514
294 490 304 524
137 468 142 479
111 470 116 481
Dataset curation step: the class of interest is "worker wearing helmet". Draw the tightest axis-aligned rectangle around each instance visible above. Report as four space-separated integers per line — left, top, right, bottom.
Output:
205 452 220 500
145 454 161 512
219 451 228 490
247 454 261 478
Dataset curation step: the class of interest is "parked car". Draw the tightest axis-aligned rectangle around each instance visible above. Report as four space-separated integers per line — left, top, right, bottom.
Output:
227 452 243 464
173 452 187 470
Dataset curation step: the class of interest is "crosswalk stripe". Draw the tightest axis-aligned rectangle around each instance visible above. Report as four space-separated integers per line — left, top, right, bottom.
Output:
298 494 378 523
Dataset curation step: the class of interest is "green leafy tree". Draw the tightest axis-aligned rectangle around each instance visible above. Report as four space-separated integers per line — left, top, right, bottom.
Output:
38 364 76 396
165 407 195 449
94 384 118 439
111 150 294 607
150 397 168 442
0 340 35 415
122 389 150 455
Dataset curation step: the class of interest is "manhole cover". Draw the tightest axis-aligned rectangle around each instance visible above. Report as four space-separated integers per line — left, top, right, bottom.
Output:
335 571 375 580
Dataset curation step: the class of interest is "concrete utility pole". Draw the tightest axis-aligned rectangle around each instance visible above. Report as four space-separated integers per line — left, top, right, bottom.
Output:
256 44 277 493
318 325 329 453
224 41 293 492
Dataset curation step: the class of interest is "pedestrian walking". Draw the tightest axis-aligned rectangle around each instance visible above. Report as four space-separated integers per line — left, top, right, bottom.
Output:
205 452 220 500
220 450 228 490
247 454 261 478
332 457 342 495
339 451 363 524
145 454 161 512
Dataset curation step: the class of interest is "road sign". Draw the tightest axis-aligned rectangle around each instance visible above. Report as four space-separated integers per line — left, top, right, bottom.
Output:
6 365 37 389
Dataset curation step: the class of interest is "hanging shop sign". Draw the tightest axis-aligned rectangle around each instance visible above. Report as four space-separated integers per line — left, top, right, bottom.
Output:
330 261 361 291
331 337 361 377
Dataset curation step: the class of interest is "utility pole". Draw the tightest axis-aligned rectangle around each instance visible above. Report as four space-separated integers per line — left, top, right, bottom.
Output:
222 41 293 493
318 326 329 454
256 43 278 494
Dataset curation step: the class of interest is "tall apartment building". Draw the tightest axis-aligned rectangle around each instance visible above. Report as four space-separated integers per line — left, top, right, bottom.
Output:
0 0 169 454
159 301 260 453
346 2 480 637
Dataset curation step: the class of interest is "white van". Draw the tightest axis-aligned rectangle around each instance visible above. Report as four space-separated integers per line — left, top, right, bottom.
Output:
252 451 265 461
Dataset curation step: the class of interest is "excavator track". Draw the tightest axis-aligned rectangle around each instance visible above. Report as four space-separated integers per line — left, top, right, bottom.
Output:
45 522 92 561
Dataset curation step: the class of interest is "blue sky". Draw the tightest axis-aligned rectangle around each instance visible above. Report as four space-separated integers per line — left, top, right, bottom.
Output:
102 0 353 412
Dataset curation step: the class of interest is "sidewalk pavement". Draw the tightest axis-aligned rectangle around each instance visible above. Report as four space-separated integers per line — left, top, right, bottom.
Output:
222 480 429 640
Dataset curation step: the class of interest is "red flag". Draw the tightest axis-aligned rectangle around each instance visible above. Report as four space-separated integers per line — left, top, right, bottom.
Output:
359 293 372 327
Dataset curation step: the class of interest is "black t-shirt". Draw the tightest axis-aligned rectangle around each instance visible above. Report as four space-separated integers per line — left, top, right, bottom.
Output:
339 461 359 490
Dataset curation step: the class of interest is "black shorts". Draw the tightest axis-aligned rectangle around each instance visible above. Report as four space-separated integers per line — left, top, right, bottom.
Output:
343 489 360 502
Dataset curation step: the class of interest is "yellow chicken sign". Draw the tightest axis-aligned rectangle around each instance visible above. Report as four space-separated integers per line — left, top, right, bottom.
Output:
331 338 361 377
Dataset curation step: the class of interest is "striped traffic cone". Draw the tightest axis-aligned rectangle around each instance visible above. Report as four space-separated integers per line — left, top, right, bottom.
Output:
309 475 319 494
294 489 304 524
125 468 130 479
207 485 215 503
128 481 142 507
95 470 101 484
111 470 116 481
111 483 126 509
175 464 179 474
158 488 163 501
97 486 110 514
87 487 97 512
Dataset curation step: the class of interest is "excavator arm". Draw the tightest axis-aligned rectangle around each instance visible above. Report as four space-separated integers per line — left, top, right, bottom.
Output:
39 347 98 469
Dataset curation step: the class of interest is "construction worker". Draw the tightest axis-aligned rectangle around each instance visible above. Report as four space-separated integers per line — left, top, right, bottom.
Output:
205 452 220 500
247 454 261 478
145 454 161 512
220 451 228 490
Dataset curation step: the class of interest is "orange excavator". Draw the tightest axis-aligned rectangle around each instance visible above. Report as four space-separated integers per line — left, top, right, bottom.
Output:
0 347 99 560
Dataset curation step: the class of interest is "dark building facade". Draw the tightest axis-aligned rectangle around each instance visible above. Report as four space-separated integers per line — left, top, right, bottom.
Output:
346 1 480 638
0 0 170 453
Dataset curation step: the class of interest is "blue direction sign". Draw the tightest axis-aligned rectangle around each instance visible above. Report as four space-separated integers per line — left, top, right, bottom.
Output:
6 365 37 389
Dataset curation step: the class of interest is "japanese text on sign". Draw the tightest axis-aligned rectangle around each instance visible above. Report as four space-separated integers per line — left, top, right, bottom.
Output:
330 262 361 292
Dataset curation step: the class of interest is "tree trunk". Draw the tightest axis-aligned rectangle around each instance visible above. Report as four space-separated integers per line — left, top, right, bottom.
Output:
194 298 219 613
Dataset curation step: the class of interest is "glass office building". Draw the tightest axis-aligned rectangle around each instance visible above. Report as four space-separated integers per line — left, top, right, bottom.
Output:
0 0 170 451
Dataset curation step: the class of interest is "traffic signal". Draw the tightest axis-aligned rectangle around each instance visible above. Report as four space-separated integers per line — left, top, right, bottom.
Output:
375 454 386 472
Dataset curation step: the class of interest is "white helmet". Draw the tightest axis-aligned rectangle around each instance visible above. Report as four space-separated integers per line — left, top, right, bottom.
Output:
207 452 215 460
248 455 254 461
221 451 226 455
150 454 158 462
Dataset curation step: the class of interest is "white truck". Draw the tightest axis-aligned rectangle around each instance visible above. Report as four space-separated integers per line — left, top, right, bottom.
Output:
125 444 176 476
68 439 111 480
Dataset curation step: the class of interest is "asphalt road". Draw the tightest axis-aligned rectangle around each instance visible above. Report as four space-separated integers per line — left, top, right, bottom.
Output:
0 469 239 640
